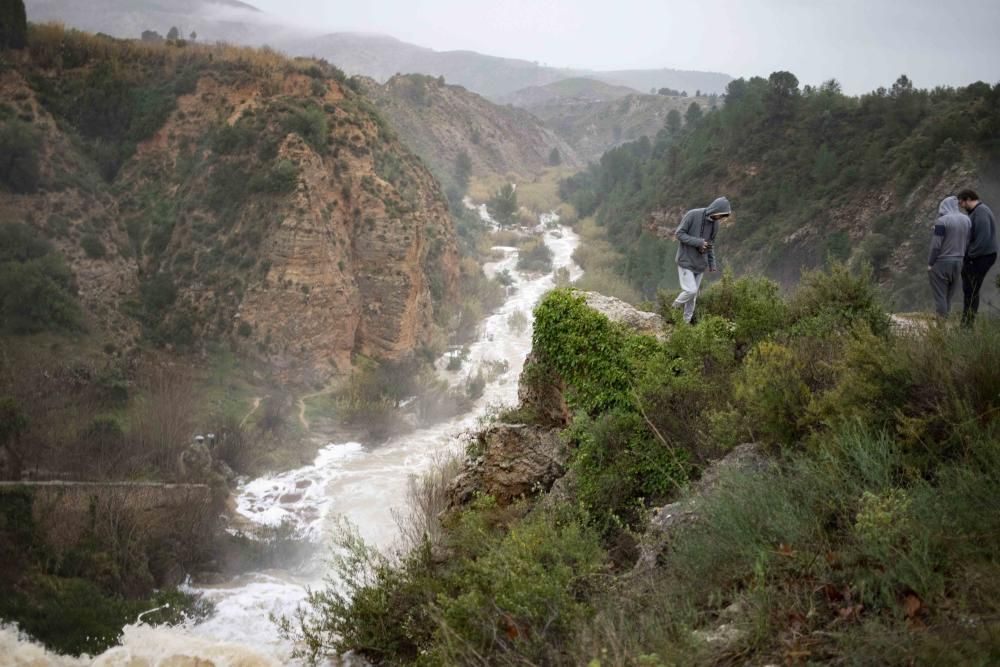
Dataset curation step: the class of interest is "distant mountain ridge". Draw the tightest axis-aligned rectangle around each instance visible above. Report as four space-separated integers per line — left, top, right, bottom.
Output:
290 32 733 99
28 0 733 100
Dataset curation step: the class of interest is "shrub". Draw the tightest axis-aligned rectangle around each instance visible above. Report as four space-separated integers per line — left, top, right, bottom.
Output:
282 104 328 153
789 262 890 338
285 505 606 666
697 271 788 352
80 233 106 258
0 120 40 193
734 341 811 447
0 226 83 334
516 237 553 273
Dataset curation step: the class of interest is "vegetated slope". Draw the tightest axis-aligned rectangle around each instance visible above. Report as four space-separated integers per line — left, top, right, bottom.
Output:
0 25 459 385
25 0 275 44
559 74 1000 310
496 77 641 107
518 88 719 163
361 74 581 195
289 32 733 99
292 278 1000 665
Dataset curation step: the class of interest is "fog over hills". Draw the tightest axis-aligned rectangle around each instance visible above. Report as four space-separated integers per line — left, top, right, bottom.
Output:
25 1 733 99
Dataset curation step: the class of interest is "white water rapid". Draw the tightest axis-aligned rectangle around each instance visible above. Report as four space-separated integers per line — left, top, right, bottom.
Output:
1 220 581 667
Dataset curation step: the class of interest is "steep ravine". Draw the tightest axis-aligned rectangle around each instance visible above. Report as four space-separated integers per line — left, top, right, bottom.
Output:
0 218 582 665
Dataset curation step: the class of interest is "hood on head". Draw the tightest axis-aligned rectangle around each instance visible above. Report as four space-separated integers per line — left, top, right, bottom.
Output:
706 196 731 217
939 196 961 216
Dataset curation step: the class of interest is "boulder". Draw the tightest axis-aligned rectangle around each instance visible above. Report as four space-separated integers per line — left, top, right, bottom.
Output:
448 424 567 507
581 291 664 337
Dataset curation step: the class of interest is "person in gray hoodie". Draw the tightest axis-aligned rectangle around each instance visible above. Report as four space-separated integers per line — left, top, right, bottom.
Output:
928 196 971 318
672 196 731 323
956 188 998 326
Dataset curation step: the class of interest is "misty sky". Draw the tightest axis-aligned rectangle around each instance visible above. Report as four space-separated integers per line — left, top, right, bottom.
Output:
248 0 1000 94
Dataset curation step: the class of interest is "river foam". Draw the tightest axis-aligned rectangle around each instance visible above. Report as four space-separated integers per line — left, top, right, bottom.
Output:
2 222 581 666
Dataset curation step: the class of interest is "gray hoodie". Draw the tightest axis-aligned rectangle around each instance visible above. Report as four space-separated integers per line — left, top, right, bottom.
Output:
928 196 971 266
675 196 731 273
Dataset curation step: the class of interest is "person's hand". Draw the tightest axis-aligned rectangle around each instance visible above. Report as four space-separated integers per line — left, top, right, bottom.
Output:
927 265 933 271
709 266 718 273
701 240 710 251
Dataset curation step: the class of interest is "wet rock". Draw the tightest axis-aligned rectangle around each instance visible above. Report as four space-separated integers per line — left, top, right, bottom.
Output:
448 424 567 507
279 492 302 504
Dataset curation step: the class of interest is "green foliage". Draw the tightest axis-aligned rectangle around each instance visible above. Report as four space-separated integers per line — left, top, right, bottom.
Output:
80 232 106 259
0 223 83 334
453 149 471 192
515 236 553 273
695 271 788 352
286 507 605 665
0 0 27 50
0 119 40 193
569 409 687 527
282 104 328 153
532 289 637 415
487 182 518 227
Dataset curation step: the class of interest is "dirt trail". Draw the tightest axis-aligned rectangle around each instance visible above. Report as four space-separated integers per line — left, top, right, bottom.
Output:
296 388 337 432
239 396 262 427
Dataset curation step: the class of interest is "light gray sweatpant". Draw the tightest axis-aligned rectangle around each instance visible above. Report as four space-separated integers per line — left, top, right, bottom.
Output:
672 267 704 323
929 258 962 317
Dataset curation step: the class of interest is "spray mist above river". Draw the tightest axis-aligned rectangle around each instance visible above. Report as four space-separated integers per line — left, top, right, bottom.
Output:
0 215 581 666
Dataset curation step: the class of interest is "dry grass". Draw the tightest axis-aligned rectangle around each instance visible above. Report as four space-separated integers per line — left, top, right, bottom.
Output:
27 23 332 79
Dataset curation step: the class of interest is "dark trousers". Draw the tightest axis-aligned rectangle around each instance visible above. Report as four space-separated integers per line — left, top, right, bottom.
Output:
961 252 997 325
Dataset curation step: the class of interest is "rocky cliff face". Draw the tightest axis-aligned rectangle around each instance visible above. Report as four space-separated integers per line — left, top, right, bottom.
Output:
0 29 459 384
361 74 582 193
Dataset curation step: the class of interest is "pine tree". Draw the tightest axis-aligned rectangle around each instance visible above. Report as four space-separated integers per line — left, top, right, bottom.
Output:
548 147 562 166
0 0 28 50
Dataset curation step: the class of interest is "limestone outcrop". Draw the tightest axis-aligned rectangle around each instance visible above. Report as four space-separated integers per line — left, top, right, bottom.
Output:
448 424 567 507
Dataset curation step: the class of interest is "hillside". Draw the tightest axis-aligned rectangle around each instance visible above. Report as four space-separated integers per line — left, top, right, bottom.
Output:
0 25 459 385
288 32 733 99
290 282 1000 665
559 74 1000 311
521 90 718 164
361 74 582 195
25 0 276 43
490 77 640 107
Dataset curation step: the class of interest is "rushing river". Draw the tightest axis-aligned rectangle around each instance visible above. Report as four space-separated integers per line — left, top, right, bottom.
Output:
1 220 581 666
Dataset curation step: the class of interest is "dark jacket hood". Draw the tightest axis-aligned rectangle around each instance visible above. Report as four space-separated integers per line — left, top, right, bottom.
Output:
705 197 731 217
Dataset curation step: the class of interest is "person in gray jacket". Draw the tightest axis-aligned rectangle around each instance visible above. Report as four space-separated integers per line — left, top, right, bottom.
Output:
672 196 731 323
928 196 971 318
957 188 998 326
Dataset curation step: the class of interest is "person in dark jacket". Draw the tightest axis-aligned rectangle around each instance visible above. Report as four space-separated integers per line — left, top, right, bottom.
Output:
672 196 731 323
957 188 997 326
928 196 971 318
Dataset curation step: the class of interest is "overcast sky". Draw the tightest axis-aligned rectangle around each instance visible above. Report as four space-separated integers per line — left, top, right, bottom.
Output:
246 0 999 94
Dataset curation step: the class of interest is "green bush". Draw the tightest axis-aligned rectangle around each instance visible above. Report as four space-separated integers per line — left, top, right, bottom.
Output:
0 223 83 334
696 271 788 353
0 119 40 193
516 237 553 273
80 232 106 258
282 104 328 153
286 505 606 665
